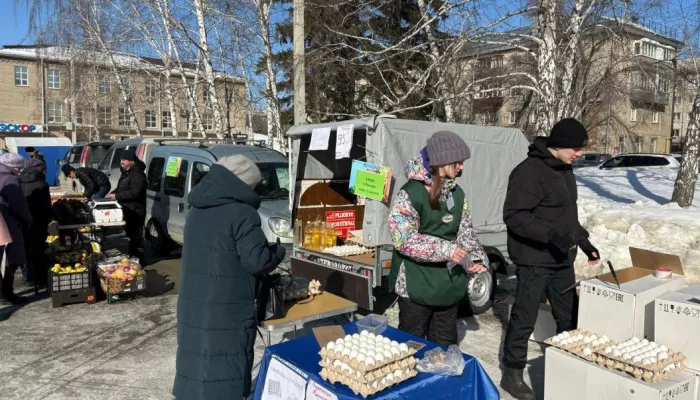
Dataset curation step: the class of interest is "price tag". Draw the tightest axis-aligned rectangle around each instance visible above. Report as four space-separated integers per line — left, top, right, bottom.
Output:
335 124 353 159
309 127 331 151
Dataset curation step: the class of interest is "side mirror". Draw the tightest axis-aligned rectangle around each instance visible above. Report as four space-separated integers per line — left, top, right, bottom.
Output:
56 159 63 165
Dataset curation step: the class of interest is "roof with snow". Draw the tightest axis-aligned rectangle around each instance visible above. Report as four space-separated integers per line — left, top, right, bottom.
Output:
0 44 244 83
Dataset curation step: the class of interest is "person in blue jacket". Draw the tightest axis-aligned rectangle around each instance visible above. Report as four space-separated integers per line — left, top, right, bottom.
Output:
173 154 286 400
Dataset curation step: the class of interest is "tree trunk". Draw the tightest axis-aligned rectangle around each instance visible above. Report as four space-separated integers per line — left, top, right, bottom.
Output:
163 70 179 136
255 0 282 150
193 0 224 138
416 0 453 122
535 0 557 135
671 90 700 207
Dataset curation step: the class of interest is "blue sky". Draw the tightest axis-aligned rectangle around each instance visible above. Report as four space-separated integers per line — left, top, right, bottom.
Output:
0 1 32 46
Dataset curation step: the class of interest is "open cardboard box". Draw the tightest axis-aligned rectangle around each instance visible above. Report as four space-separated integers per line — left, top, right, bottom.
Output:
654 284 700 373
578 247 686 342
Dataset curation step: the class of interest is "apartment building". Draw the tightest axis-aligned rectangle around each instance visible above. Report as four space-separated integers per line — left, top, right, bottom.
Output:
454 19 684 155
0 45 247 143
670 59 700 152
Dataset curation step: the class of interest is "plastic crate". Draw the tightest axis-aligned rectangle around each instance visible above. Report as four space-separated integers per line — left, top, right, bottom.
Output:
50 270 92 293
356 314 389 335
51 287 96 308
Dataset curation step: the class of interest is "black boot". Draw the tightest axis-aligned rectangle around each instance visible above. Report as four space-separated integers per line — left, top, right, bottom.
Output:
500 367 536 400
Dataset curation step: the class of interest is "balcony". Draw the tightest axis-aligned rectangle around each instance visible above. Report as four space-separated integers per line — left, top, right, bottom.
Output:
630 87 670 106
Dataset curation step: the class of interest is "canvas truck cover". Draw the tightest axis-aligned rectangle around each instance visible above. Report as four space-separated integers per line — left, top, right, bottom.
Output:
286 116 530 247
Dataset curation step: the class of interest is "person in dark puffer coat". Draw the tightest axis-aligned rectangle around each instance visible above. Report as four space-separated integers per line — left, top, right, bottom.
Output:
173 154 286 400
19 158 51 286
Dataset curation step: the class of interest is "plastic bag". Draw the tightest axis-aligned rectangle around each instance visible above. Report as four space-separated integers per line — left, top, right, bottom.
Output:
416 345 466 376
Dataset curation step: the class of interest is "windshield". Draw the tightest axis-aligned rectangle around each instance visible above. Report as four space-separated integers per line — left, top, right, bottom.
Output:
255 162 290 199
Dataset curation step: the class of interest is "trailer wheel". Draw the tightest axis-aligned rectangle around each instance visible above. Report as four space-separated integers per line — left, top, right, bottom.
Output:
459 268 496 317
146 220 171 256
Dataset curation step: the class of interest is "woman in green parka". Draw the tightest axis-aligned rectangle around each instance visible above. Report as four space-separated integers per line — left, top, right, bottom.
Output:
388 131 489 346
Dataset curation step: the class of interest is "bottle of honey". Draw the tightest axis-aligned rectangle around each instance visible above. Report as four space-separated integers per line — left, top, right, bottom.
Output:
311 219 323 250
303 221 314 249
325 223 337 249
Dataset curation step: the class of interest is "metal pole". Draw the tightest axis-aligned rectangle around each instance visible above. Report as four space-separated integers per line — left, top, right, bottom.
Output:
293 0 306 126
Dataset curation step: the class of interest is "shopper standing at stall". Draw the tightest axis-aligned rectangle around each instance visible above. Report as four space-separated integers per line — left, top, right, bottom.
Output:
500 118 601 400
173 155 286 400
24 147 45 163
106 150 146 262
19 159 51 287
61 164 111 200
388 131 489 347
0 153 32 305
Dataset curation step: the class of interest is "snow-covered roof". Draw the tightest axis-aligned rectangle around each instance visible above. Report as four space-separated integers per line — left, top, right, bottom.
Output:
0 45 244 83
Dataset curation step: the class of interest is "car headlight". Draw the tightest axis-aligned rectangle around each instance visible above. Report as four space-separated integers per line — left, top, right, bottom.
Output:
268 217 293 238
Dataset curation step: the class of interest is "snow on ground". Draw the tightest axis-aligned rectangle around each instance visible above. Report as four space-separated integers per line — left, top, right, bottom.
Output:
574 167 700 284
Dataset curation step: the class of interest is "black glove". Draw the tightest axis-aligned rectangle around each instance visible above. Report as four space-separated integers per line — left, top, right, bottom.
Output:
270 243 287 262
579 241 600 261
550 232 576 256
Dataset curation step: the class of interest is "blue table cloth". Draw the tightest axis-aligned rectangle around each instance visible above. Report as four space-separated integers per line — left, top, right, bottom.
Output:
254 323 499 399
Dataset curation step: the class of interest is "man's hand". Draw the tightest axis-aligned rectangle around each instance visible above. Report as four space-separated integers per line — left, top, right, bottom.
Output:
580 241 601 265
451 248 468 264
467 262 487 274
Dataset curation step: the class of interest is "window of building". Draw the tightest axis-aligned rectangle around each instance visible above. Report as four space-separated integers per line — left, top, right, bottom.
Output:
147 157 165 192
652 111 659 124
657 76 670 93
47 101 63 123
635 137 643 152
619 136 626 154
99 75 110 93
14 66 28 86
121 76 131 93
650 138 657 153
630 109 638 122
674 112 681 121
203 87 211 103
672 129 680 137
202 114 213 131
485 112 498 125
118 108 128 127
509 111 518 125
47 69 61 89
76 110 83 125
98 106 112 126
163 160 188 197
146 79 157 100
162 111 172 129
145 110 157 128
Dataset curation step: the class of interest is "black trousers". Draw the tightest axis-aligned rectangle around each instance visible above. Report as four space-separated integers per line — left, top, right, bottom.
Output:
398 297 458 346
503 265 575 369
124 209 145 263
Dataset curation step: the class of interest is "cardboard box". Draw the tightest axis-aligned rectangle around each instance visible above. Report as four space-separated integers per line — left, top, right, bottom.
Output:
545 347 697 400
654 284 700 372
578 248 686 342
507 297 557 343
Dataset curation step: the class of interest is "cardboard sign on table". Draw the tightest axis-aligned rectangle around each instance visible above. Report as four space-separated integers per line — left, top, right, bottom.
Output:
577 247 686 342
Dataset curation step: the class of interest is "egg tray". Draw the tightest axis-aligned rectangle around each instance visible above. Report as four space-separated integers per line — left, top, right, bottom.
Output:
320 367 418 398
322 245 375 257
319 347 417 373
593 351 686 383
544 329 613 359
318 357 417 384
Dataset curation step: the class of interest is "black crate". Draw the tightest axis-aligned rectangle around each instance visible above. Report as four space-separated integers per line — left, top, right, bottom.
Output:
50 270 92 293
51 287 96 308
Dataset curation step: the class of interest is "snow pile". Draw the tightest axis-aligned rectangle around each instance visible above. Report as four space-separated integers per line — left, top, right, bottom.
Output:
573 170 700 284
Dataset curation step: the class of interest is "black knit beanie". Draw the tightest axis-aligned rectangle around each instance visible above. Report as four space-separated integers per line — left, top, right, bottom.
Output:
547 118 589 149
427 131 471 167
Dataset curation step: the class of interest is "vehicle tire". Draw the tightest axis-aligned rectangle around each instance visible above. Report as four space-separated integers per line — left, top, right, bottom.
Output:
458 268 496 317
146 220 171 256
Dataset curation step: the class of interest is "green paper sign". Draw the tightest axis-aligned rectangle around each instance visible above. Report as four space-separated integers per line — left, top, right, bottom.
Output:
166 156 182 177
355 170 386 200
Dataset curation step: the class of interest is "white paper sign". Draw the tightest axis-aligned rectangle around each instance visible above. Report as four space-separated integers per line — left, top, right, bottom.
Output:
306 380 338 400
335 124 354 159
261 357 307 400
309 127 331 151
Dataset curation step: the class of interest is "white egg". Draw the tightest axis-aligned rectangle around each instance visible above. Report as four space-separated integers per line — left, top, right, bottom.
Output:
365 356 376 366
631 337 641 344
350 349 359 359
623 352 632 360
592 339 601 347
642 358 651 366
613 349 622 358
383 350 392 360
658 352 669 361
649 356 658 364
380 377 386 386
371 381 379 390
356 353 366 363
561 331 571 338
352 333 360 340
668 363 676 371
583 347 593 356
645 351 654 358
391 340 399 347
333 359 343 367
394 369 403 379
399 343 409 353
360 330 369 336
576 334 584 341
383 337 391 345
601 335 610 343
342 347 351 356
327 342 336 350
641 339 649 346
632 355 642 363
584 337 593 344
375 353 384 363
391 347 400 357
344 334 353 341
659 345 668 353
360 342 369 349
368 333 376 340
649 342 658 349
604 347 613 355
375 335 384 341
335 344 345 353
590 335 598 341
552 337 561 344
336 338 345 345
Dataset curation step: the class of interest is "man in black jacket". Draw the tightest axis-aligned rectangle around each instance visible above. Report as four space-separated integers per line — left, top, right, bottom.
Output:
61 164 111 199
500 118 601 400
107 150 146 262
19 158 51 286
25 146 45 163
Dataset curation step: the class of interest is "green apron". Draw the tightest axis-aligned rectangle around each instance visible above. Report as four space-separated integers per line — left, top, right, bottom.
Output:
388 180 467 307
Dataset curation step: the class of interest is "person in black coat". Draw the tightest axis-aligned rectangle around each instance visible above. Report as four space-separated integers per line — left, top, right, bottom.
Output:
19 158 52 286
173 154 286 400
500 118 601 400
107 150 146 262
25 147 45 163
61 164 111 200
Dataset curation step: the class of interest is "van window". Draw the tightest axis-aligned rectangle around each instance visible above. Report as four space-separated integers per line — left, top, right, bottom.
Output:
111 147 125 169
163 160 188 197
191 162 210 188
649 157 670 166
87 145 110 166
67 146 83 163
99 148 115 170
147 157 165 192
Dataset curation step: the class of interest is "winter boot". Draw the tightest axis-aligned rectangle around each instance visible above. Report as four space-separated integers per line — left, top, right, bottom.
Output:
500 367 536 400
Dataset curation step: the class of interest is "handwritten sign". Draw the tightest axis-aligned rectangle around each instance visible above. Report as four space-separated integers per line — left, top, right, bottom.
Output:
261 356 307 400
309 127 331 151
312 325 345 348
306 380 338 400
335 124 353 159
354 170 386 201
165 156 182 177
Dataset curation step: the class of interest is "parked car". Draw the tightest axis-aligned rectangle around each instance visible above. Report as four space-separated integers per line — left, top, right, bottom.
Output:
573 152 612 168
97 137 166 189
57 140 114 192
599 154 681 170
144 143 293 257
